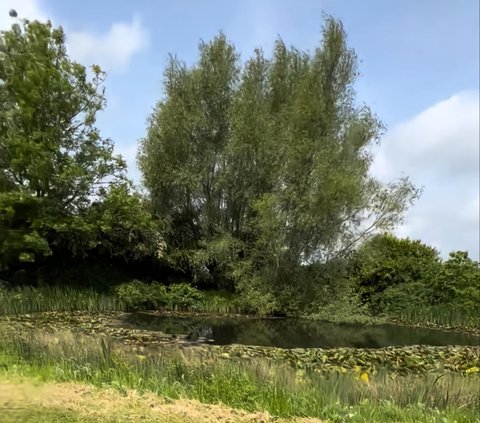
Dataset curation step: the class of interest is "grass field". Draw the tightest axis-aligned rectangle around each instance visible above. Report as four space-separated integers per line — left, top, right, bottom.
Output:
0 326 478 422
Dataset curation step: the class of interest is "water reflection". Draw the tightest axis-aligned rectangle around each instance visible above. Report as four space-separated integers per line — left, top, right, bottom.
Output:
121 314 480 349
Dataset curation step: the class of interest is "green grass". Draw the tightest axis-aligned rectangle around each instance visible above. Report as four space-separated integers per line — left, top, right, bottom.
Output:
0 285 126 315
0 285 246 316
0 328 478 422
392 305 480 331
195 290 246 315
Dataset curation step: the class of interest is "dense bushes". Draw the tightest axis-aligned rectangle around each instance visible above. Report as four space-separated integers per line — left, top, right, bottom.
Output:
114 281 205 311
430 251 480 311
349 234 480 325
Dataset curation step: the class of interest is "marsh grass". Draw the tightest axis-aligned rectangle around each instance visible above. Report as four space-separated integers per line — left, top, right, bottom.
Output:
0 328 478 422
0 285 246 316
0 285 126 315
394 306 480 330
196 290 246 315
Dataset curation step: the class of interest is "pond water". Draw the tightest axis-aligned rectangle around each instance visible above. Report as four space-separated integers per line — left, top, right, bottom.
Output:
121 313 480 349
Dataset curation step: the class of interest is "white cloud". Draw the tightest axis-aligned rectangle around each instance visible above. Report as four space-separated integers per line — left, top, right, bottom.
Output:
0 0 47 29
371 91 480 259
1 1 148 73
67 15 148 73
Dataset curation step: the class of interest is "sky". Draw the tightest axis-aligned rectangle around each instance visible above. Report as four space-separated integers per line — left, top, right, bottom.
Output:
1 0 479 259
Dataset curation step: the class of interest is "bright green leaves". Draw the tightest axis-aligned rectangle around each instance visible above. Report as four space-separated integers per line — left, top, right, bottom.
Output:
0 19 125 211
0 18 146 271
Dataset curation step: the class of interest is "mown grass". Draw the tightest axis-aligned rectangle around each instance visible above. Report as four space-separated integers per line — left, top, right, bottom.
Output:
1 407 107 423
0 328 478 422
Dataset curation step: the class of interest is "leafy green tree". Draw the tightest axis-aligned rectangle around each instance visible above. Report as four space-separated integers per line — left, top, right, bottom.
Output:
430 251 479 311
139 18 419 311
0 17 128 270
0 18 125 210
350 233 441 308
0 192 50 269
85 184 166 261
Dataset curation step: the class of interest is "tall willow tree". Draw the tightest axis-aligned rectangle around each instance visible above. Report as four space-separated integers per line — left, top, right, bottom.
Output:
139 18 419 311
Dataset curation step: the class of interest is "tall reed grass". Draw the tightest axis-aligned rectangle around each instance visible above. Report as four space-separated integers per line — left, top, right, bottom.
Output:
0 285 126 315
394 305 480 330
0 285 246 316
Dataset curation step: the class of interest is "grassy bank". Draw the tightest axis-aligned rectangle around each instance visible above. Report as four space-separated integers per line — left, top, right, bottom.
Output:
0 328 478 422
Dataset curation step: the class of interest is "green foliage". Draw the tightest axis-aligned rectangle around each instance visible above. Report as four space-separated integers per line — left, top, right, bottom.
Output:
0 19 125 211
0 192 50 270
139 18 419 307
56 183 165 261
114 281 205 312
374 282 429 316
393 305 480 330
430 251 479 311
166 283 205 311
350 235 479 325
350 233 441 310
88 185 165 261
114 280 167 311
0 18 165 275
199 290 245 314
0 285 125 315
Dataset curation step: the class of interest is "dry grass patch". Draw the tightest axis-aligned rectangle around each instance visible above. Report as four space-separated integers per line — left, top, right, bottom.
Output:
0 378 323 423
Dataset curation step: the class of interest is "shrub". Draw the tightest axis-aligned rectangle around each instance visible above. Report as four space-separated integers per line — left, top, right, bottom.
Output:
166 283 205 311
350 234 441 310
114 280 167 311
430 251 480 312
114 281 205 311
372 282 429 316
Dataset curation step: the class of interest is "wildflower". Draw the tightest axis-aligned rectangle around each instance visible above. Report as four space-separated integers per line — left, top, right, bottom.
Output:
360 372 369 383
465 366 479 374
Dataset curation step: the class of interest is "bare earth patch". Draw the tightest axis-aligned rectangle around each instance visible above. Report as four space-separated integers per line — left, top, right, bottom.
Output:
0 378 323 423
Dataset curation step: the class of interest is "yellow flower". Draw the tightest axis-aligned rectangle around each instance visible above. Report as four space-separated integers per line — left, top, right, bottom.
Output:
360 372 369 383
465 367 479 374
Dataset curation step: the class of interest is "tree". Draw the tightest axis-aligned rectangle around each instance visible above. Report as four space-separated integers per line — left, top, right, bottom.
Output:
430 251 479 311
0 18 125 209
0 17 126 269
349 233 441 312
139 18 418 311
0 192 50 270
84 184 166 262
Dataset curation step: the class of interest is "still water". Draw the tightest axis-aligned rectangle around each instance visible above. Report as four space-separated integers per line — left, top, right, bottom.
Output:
120 313 480 349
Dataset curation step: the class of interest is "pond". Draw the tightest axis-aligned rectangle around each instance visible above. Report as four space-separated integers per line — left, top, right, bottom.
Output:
121 313 480 349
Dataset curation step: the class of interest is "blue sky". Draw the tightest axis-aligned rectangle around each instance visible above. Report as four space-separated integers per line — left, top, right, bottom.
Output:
2 0 479 258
